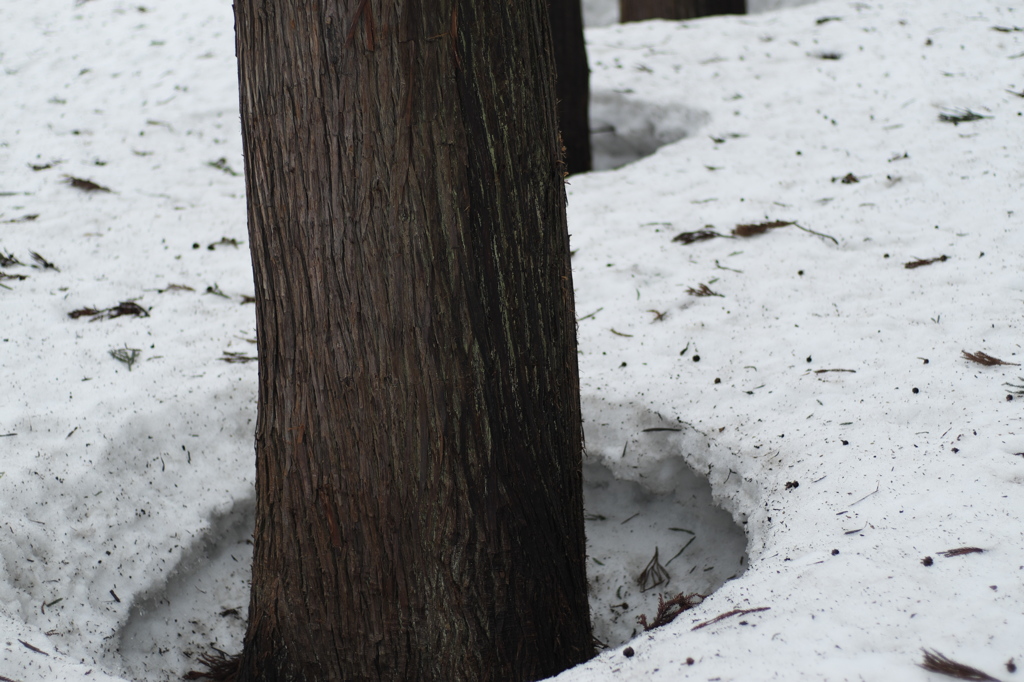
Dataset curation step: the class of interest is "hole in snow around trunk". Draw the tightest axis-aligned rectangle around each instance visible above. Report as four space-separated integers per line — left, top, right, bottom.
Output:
113 397 748 678
115 497 254 682
581 397 749 647
589 89 710 171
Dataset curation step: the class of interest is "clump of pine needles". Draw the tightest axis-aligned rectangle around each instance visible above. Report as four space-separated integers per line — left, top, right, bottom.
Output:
918 649 1001 681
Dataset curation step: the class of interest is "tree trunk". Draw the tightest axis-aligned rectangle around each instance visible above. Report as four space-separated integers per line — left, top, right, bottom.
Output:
232 1 593 681
620 0 745 22
548 0 592 174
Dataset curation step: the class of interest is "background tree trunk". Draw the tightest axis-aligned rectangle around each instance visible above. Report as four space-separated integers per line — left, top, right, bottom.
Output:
620 0 745 22
548 0 592 174
232 1 593 680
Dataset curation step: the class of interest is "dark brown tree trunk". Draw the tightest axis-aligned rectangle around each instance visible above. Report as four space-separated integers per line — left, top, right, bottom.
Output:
232 1 593 681
548 0 592 174
620 0 745 22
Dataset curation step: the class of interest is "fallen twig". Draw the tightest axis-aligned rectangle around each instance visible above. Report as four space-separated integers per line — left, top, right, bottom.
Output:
905 255 949 269
18 639 48 656
850 482 880 505
692 606 770 631
793 222 839 245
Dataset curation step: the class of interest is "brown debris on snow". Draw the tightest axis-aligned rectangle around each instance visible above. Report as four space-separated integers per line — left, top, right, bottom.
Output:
672 229 720 245
904 255 949 269
692 607 770 631
221 351 257 364
686 283 723 298
962 351 1019 367
69 301 149 321
938 547 985 558
63 175 112 192
938 109 991 125
918 649 1001 681
732 220 794 237
638 547 670 593
638 592 704 631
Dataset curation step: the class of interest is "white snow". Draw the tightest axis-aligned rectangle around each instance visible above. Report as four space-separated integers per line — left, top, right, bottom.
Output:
2 1 1022 680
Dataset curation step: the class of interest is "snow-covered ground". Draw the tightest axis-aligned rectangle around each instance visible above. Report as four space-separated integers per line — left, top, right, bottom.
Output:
2 1 1022 680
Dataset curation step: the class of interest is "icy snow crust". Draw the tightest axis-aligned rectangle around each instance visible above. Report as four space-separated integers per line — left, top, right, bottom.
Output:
1 1 1022 680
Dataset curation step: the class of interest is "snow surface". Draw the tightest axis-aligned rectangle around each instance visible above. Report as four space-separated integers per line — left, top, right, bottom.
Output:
2 0 1023 680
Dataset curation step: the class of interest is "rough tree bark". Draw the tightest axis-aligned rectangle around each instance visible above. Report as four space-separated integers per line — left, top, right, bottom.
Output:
231 1 593 680
620 0 745 22
548 0 592 174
